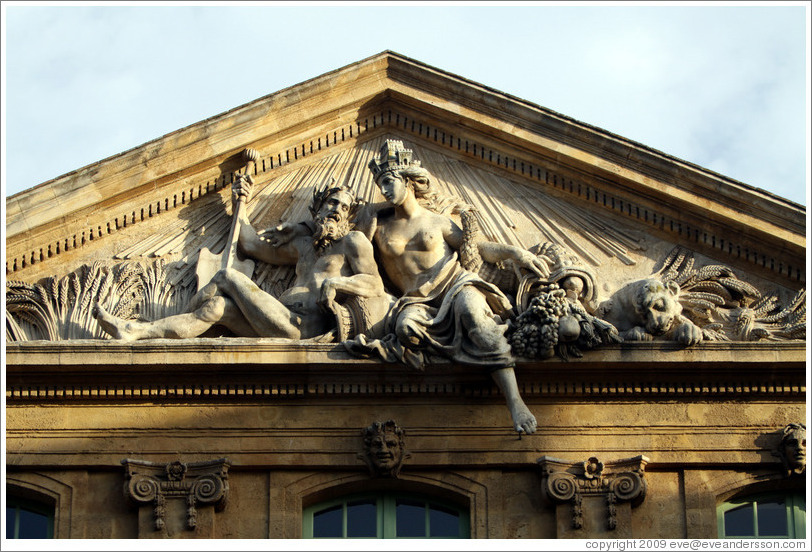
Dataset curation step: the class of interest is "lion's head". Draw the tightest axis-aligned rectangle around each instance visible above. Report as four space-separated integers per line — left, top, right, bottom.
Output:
632 278 683 336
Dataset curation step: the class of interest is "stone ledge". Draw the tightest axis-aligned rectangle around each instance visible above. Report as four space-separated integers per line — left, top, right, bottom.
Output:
5 340 805 402
5 338 806 369
2 440 797 471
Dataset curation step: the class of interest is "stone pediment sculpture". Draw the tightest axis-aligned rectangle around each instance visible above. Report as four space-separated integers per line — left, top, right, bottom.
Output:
87 170 390 344
594 246 805 347
5 53 805 435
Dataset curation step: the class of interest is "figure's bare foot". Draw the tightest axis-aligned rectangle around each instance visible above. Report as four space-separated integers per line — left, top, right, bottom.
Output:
93 302 137 340
509 400 538 434
490 366 538 434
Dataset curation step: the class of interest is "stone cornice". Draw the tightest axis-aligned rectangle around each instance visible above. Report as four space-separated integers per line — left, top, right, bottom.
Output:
385 53 804 221
5 340 805 402
4 338 805 366
380 85 805 258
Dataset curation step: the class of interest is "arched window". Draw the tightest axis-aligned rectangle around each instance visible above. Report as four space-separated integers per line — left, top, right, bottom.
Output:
718 490 805 538
303 492 469 538
6 495 54 539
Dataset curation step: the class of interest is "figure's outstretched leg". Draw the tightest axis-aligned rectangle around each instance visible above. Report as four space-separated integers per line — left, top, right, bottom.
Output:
491 366 538 434
213 268 303 339
454 287 536 434
93 294 232 340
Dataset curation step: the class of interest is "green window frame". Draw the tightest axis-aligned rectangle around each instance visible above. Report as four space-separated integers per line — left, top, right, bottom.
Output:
717 490 805 538
303 492 470 538
6 495 55 539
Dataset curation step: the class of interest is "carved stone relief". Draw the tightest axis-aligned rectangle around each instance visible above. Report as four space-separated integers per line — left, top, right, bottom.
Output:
8 102 802 291
122 458 229 537
595 247 806 347
358 420 409 478
507 242 621 361
652 247 805 342
6 258 192 342
538 455 648 538
775 423 806 477
4 139 806 436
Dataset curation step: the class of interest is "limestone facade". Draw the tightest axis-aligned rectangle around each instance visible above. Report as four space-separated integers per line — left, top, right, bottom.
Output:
5 52 806 540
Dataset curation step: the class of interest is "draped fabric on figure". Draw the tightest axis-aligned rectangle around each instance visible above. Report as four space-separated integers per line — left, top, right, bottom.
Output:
346 250 514 369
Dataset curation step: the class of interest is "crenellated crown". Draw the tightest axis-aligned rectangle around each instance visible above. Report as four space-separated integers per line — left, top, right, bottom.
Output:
368 140 421 181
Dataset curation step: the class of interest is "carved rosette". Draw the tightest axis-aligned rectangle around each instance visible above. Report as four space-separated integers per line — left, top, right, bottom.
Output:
539 455 648 531
122 458 229 531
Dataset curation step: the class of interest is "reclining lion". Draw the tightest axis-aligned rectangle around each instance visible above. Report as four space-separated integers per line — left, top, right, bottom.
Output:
595 278 703 346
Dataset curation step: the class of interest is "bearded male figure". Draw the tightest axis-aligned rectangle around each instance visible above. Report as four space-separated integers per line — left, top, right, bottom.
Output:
93 176 386 341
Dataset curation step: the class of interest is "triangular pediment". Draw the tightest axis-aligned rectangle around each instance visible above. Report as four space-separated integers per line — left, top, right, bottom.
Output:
5 51 805 345
97 134 655 289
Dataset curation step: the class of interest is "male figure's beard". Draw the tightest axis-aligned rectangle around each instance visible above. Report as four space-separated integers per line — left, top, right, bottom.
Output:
313 215 350 253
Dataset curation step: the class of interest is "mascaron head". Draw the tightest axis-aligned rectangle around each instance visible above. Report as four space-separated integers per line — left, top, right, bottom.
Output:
780 423 806 476
361 420 406 478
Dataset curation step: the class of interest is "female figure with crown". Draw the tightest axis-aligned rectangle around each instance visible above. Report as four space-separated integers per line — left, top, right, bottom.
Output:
348 140 550 435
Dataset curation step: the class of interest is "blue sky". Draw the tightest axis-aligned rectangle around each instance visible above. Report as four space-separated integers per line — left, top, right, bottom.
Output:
2 2 809 206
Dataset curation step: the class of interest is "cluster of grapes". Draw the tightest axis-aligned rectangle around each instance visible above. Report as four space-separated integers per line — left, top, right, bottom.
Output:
509 288 571 359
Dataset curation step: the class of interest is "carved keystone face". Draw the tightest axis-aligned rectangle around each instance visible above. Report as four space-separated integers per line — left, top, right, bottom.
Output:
369 430 402 472
783 428 806 473
377 174 408 206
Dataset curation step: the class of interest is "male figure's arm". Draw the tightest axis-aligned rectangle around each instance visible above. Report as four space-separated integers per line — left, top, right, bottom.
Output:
319 232 385 305
259 220 314 247
232 175 300 265
353 201 391 241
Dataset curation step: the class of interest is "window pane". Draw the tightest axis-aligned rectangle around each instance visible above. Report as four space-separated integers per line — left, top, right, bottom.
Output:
305 493 469 540
16 508 50 539
346 500 377 538
429 504 460 537
313 504 343 538
725 504 755 537
6 507 17 539
396 499 425 537
758 499 788 537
